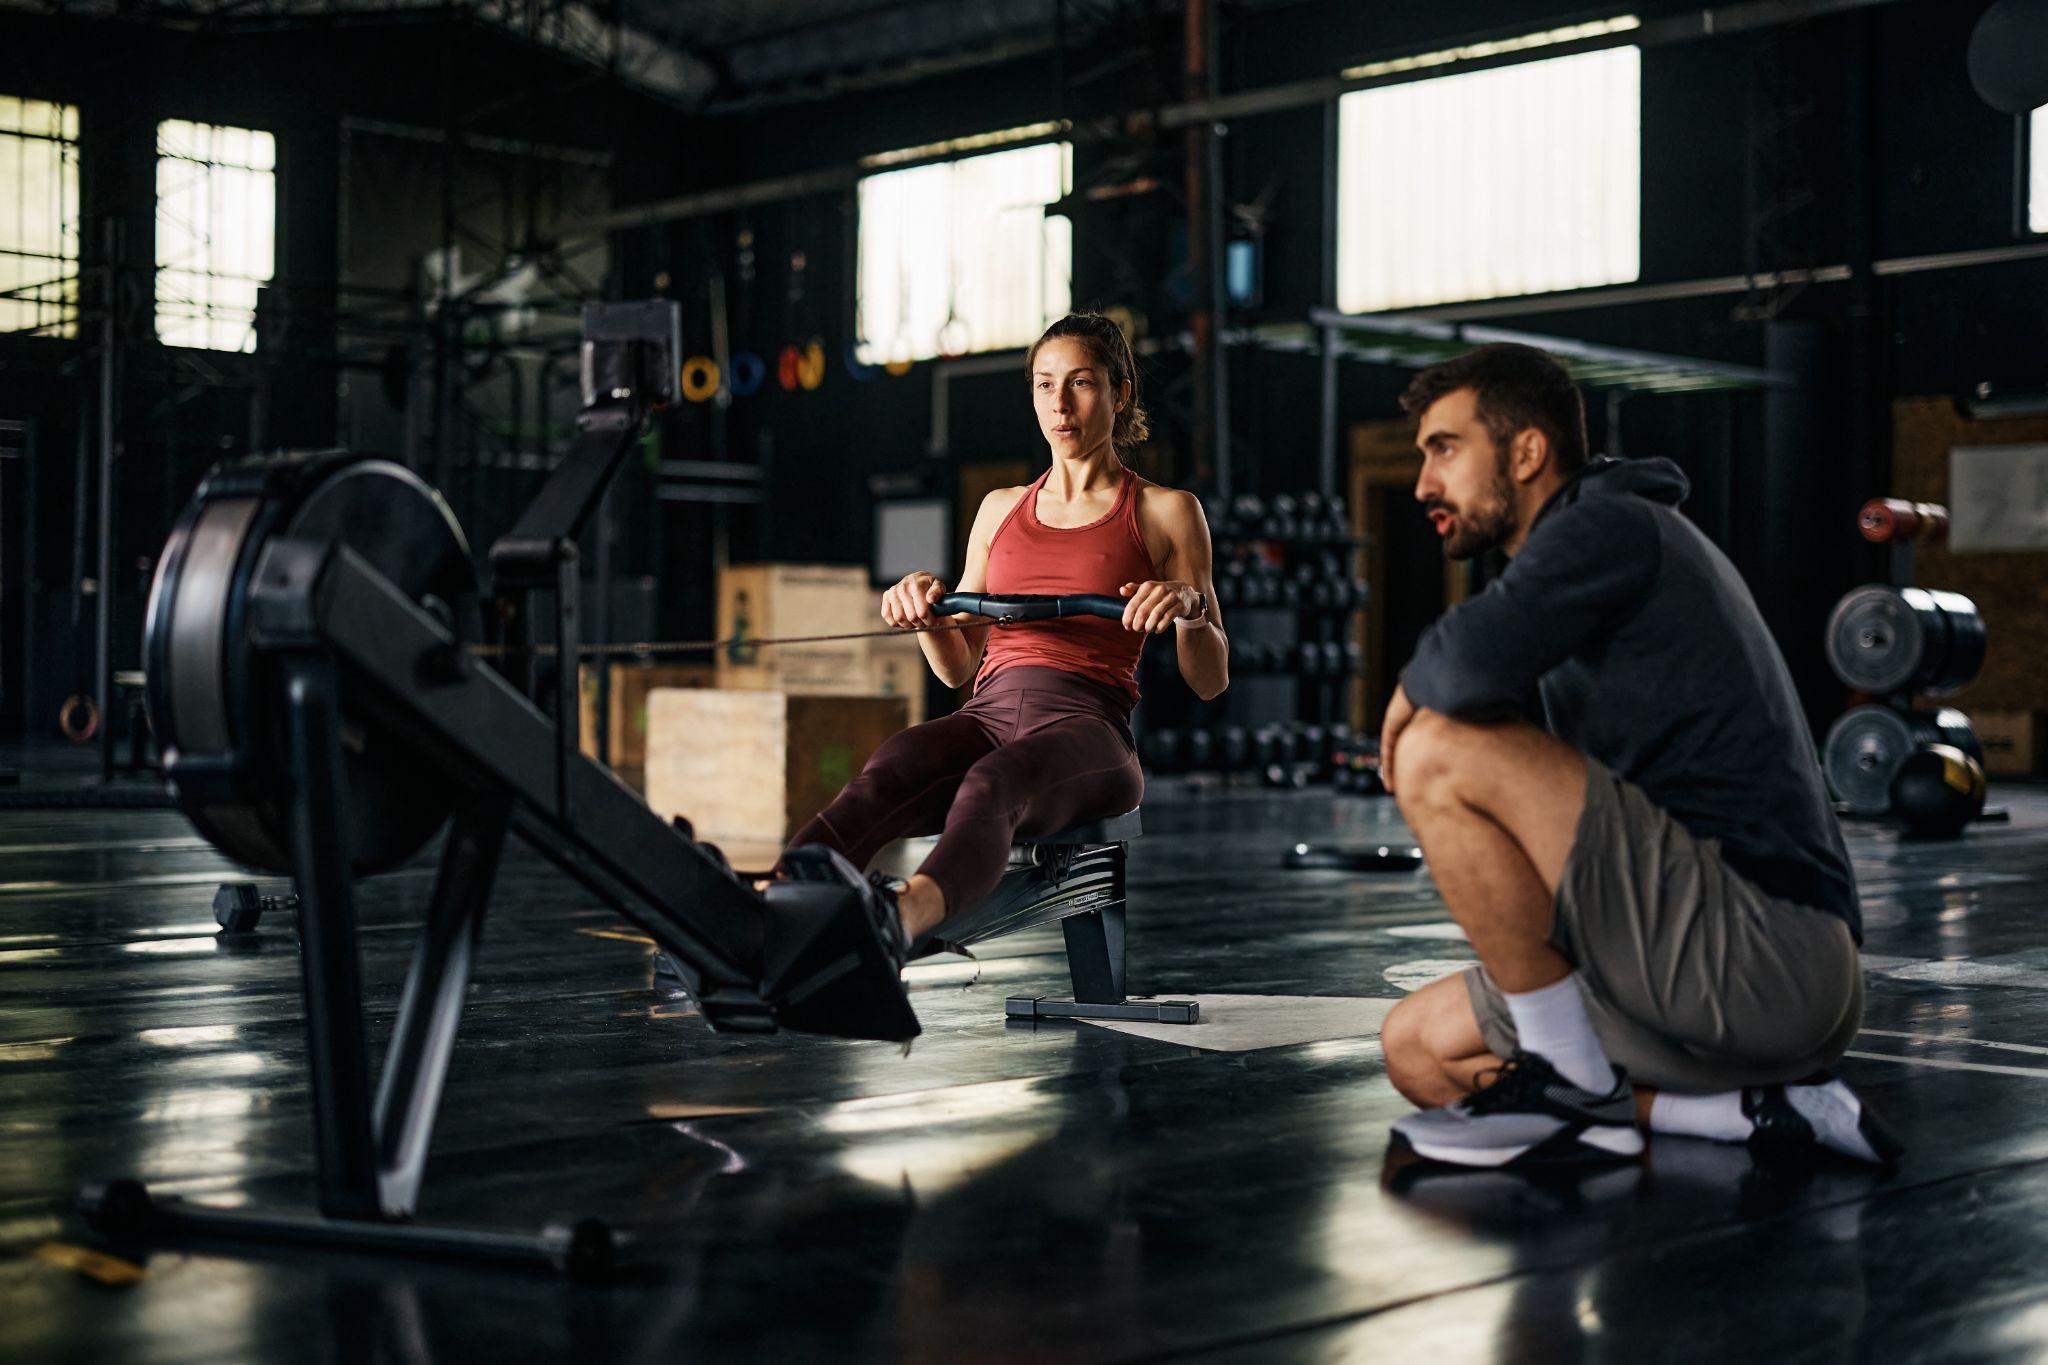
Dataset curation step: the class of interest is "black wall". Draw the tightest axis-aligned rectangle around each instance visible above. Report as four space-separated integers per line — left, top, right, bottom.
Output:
2 0 2040 736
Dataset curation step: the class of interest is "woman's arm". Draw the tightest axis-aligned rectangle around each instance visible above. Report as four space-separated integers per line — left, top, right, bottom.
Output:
881 489 1019 690
1129 488 1229 701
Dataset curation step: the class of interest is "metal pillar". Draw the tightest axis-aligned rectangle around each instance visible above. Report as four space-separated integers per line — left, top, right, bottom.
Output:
96 224 117 784
1317 323 1339 497
1184 0 1230 496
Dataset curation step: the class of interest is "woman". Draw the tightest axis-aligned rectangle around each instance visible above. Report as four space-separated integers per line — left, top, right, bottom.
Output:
780 312 1228 953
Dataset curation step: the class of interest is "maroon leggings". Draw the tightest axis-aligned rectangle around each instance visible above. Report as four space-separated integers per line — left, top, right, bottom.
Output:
784 667 1145 918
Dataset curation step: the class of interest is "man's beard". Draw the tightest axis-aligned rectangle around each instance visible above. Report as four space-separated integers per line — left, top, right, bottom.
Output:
1431 471 1515 561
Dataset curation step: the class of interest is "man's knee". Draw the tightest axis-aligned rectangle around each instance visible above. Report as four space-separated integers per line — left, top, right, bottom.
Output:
1394 709 1474 812
1381 994 1435 1103
1382 989 1461 1108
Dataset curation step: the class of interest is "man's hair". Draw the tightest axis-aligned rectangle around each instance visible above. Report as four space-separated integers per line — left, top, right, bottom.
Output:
1399 342 1589 475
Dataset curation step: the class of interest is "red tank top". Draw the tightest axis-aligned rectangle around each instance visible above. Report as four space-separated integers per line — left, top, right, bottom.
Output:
975 466 1160 702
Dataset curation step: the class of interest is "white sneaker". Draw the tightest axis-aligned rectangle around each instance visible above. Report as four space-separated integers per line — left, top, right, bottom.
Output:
1392 1051 1645 1168
1744 1077 1903 1166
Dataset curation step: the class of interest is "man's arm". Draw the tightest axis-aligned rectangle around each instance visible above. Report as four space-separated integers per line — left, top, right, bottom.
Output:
1401 499 1659 718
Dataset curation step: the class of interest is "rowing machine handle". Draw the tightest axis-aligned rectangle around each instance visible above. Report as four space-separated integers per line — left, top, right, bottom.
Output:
931 592 1128 622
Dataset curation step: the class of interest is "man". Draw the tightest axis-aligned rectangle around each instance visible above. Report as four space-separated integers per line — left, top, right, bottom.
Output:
1377 342 1897 1168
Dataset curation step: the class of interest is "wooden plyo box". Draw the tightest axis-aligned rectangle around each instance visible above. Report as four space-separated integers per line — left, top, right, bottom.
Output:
579 663 716 771
715 563 874 657
1974 710 2045 778
644 689 910 846
865 634 930 727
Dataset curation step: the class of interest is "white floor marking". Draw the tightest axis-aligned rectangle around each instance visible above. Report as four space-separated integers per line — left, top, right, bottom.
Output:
1843 1050 2048 1080
1382 922 1469 941
1080 994 1396 1052
1857 1028 2048 1059
1384 959 1477 993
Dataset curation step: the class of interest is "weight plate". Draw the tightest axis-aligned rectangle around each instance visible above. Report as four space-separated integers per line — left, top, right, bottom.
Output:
1823 705 1918 814
1824 585 1930 694
1923 589 1986 695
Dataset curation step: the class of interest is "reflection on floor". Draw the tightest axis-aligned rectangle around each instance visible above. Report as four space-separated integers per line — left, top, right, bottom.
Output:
3 764 2047 1361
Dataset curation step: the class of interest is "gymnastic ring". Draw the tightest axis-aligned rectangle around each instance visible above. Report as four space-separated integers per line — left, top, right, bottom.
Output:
775 346 802 392
679 355 721 403
884 357 915 376
844 346 878 382
797 341 826 391
727 352 766 397
59 693 99 744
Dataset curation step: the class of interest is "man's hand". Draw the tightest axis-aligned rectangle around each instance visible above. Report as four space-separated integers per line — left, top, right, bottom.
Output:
882 572 947 628
1379 683 1417 794
1118 580 1201 634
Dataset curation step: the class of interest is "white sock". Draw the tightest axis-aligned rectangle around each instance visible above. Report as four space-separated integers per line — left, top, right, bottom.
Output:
1502 975 1615 1093
1649 1089 1752 1142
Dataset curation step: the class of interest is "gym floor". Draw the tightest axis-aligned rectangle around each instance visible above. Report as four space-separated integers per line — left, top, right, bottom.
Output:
4 757 2046 1361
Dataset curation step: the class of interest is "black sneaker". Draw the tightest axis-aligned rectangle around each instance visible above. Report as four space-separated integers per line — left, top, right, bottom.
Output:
862 871 914 969
1392 1051 1645 1167
1744 1077 1903 1167
757 846 919 1041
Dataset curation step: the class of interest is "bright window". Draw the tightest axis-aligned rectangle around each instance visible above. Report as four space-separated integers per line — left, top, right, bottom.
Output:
155 119 276 351
856 141 1071 364
1336 45 1641 312
0 97 81 338
2030 106 2047 235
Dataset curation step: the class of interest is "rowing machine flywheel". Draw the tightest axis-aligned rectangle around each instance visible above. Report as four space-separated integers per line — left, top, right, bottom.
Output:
145 451 478 875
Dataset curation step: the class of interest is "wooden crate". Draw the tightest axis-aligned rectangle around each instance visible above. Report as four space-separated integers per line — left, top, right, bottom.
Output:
644 689 910 846
1973 710 2045 778
865 634 931 727
579 663 716 770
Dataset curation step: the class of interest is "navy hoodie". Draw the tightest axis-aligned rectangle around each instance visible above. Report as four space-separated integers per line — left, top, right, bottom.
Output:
1401 456 1860 939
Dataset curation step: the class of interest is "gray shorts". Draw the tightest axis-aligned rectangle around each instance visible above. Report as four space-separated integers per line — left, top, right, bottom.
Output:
1463 759 1863 1094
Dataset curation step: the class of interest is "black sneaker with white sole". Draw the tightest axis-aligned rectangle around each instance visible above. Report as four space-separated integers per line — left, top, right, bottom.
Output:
1392 1051 1645 1168
1744 1076 1903 1167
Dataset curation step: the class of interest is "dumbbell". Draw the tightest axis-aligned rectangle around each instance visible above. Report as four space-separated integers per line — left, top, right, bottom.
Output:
1320 642 1344 676
1230 495 1266 539
1299 724 1326 770
1219 725 1250 772
1214 564 1240 607
1263 762 1309 789
213 882 297 933
1279 725 1307 765
1344 641 1364 674
1202 494 1232 539
1263 493 1300 539
1150 727 1184 774
1324 724 1353 782
1252 727 1282 769
1323 494 1348 536
1187 727 1215 772
1299 492 1326 533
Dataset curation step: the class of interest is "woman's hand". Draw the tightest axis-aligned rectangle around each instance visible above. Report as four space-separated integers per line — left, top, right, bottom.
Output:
882 572 948 628
1117 580 1202 634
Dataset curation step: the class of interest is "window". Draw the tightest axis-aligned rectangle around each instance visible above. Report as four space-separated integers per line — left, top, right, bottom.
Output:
2030 106 2047 235
1336 45 1641 313
0 97 81 337
856 140 1071 364
155 119 276 351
